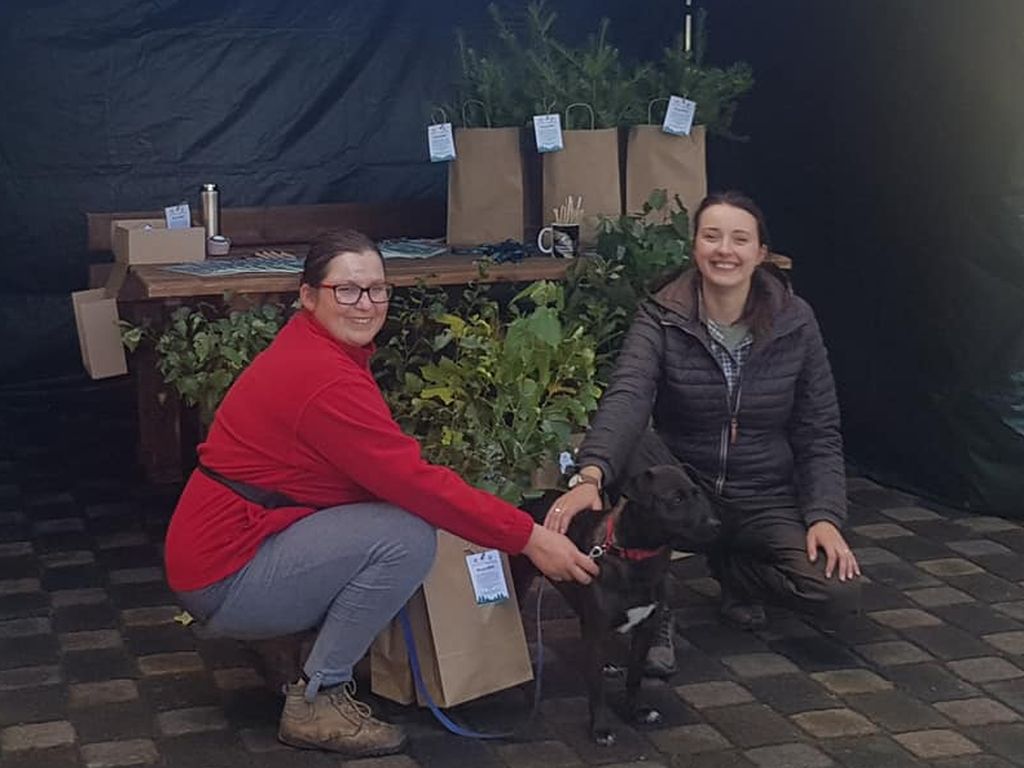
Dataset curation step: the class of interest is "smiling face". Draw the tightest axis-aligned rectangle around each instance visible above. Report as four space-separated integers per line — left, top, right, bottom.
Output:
693 203 768 294
298 249 388 347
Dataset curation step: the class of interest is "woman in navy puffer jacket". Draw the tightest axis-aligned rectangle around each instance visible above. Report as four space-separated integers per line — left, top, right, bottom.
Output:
546 191 861 677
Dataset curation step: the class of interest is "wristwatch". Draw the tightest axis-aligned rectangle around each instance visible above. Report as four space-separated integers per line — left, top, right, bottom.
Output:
567 472 601 490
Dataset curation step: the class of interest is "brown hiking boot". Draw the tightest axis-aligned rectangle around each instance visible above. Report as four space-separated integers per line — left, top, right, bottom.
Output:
278 680 407 756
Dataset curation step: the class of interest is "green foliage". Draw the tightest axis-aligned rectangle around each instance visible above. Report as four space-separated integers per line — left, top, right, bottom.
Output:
564 189 692 380
122 302 287 426
376 281 601 504
444 2 751 134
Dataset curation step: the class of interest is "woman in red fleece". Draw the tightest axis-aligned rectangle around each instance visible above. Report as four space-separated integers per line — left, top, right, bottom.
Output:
164 229 597 757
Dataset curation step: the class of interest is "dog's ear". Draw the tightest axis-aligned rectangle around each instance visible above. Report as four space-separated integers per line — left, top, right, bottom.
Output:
622 467 656 507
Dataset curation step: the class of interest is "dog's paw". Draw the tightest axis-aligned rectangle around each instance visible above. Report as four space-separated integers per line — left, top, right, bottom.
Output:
592 728 617 747
633 706 663 725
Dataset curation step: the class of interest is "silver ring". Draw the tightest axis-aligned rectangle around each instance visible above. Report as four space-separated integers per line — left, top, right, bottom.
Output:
554 507 562 513
840 549 850 554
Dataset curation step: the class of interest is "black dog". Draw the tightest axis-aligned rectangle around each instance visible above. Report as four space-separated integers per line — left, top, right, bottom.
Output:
516 464 722 746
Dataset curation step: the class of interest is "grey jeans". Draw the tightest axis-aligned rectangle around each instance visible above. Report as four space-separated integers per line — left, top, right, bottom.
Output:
175 502 437 698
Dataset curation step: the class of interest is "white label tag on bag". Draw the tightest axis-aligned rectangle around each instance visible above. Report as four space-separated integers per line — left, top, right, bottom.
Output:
164 203 191 230
465 549 510 605
533 113 564 153
662 95 697 136
427 122 456 163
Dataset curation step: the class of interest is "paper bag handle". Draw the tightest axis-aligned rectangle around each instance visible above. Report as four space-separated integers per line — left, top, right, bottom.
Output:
461 99 492 128
647 98 669 125
564 102 596 130
430 107 450 125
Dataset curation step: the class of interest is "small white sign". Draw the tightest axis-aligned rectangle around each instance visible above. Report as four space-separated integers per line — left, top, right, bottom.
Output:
465 549 510 605
533 113 564 153
427 123 456 163
662 95 697 137
164 203 191 230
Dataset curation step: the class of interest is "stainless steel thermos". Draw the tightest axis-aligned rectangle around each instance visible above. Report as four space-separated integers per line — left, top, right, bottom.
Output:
200 183 220 239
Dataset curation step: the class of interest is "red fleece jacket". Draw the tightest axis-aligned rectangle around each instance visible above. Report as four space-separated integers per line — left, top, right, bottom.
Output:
164 310 534 592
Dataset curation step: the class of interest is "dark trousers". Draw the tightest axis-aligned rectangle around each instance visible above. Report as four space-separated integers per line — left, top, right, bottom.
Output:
619 431 861 620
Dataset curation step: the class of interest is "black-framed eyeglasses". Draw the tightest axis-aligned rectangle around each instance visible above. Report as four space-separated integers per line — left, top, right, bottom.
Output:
319 283 394 305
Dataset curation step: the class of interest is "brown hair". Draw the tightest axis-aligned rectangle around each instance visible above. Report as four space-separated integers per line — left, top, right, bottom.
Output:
692 190 775 337
300 229 382 287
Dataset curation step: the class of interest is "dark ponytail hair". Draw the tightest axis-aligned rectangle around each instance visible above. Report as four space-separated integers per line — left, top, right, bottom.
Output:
300 229 382 287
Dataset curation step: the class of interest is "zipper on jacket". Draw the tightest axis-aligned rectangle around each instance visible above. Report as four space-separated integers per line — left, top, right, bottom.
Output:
715 381 743 495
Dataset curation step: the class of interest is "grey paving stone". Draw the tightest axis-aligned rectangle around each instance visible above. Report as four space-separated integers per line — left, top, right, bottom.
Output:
791 708 878 738
947 539 1014 557
935 697 1021 725
107 567 164 585
32 518 85 535
0 617 51 638
137 651 205 676
868 608 942 629
675 681 754 709
0 542 33 558
844 690 950 732
958 517 1020 534
820 735 922 768
0 577 42 595
68 680 140 708
237 727 289 753
855 640 933 666
962 723 1024 762
850 547 900 566
120 606 180 627
347 755 424 768
743 675 840 715
94 532 150 550
80 739 158 768
885 663 980 702
893 729 980 759
767 636 863 673
879 536 957 563
39 551 95 568
949 573 1024 603
0 720 76 751
947 657 1024 684
155 706 228 736
905 587 975 607
720 653 799 678
881 506 942 522
933 603 1024 635
59 630 123 652
51 588 107 608
811 669 893 695
900 625 995 660
647 724 732 755
930 756 1014 768
684 624 772 656
744 742 834 768
852 523 915 540
212 667 264 691
984 678 1024 714
495 740 582 768
702 703 800 748
982 630 1024 655
0 665 61 691
918 558 985 577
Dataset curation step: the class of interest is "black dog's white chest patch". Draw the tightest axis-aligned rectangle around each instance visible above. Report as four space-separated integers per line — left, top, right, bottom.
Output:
615 603 656 634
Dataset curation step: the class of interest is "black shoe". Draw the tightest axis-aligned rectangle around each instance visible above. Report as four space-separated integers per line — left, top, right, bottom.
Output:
719 582 767 631
644 607 677 677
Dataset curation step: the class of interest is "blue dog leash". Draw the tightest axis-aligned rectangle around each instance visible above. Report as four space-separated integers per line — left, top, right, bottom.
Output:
397 580 546 740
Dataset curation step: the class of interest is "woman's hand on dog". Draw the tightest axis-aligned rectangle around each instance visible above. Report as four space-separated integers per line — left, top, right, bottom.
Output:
523 524 599 584
545 485 603 534
806 521 861 582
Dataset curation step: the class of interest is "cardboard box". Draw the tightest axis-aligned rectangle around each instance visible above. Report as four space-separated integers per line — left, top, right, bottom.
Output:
111 218 205 265
71 264 129 379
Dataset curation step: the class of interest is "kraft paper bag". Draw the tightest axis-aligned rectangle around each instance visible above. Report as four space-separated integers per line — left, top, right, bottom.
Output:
625 124 707 218
370 530 533 708
542 128 622 246
447 127 526 247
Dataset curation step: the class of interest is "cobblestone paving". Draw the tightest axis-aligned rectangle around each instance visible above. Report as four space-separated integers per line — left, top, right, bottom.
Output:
3 397 1024 766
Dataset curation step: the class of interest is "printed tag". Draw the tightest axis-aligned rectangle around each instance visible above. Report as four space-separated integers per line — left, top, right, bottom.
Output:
559 450 575 475
662 95 697 136
427 122 456 163
164 203 191 230
533 113 564 153
465 549 510 605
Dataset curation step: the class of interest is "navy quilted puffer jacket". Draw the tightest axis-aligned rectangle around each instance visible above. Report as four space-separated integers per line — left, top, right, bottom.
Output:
576 266 847 528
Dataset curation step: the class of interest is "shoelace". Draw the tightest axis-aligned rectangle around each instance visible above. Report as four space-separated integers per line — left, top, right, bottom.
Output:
654 611 675 646
328 681 374 721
